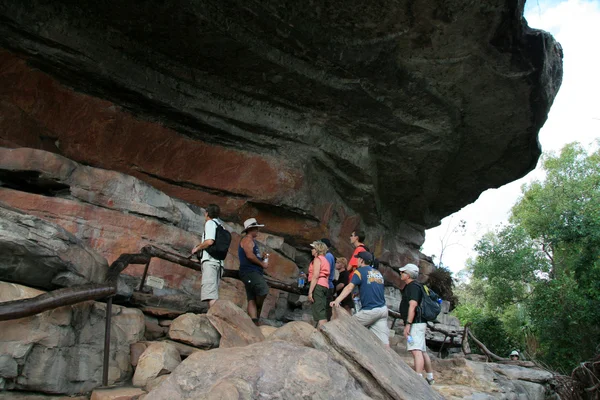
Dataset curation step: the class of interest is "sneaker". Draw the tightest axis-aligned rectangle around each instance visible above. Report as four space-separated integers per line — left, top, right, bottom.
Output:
426 377 435 385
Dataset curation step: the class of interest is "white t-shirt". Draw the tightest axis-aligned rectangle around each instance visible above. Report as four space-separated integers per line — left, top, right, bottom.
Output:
201 218 223 264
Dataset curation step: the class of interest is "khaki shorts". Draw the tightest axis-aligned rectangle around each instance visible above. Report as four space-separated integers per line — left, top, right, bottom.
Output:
407 322 427 351
312 285 328 322
353 305 390 345
201 260 222 301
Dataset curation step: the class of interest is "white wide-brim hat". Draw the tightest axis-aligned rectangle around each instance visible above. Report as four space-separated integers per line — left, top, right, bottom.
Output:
242 218 265 232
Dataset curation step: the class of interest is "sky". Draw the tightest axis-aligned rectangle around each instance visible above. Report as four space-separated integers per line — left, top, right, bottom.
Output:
421 0 600 274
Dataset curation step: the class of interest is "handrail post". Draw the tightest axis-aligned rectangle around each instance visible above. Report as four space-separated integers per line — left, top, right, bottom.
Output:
102 296 113 387
138 259 152 291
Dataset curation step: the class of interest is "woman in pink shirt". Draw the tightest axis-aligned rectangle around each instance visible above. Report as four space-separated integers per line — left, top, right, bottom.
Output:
308 241 331 328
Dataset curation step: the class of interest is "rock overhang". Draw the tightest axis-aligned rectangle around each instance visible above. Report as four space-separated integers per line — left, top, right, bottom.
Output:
0 0 562 247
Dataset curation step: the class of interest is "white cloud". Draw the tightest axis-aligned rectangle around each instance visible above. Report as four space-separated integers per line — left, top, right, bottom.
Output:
421 0 600 273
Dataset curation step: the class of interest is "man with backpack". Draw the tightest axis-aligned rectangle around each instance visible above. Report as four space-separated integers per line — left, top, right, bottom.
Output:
399 263 435 385
192 204 229 309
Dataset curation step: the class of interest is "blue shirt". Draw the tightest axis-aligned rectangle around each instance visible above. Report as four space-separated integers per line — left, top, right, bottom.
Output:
325 252 335 289
350 266 386 310
238 240 264 274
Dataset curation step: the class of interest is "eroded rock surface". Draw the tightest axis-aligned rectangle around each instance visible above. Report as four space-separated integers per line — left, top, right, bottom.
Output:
0 281 145 394
0 204 107 289
145 340 370 400
0 0 562 263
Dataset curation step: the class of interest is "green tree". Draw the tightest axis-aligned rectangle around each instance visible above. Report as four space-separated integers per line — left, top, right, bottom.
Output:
458 143 600 372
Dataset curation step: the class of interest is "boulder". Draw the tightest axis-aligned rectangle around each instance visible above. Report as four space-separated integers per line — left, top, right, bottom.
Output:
132 342 181 388
145 340 370 400
431 357 553 400
259 325 278 338
0 281 145 394
490 363 554 384
320 309 443 400
268 321 317 347
167 313 220 349
90 387 146 400
0 204 107 289
206 300 264 348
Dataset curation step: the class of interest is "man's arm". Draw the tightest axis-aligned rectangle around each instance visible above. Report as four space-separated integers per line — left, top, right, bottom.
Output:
331 282 355 307
241 237 267 269
192 220 215 254
192 239 214 254
403 300 419 338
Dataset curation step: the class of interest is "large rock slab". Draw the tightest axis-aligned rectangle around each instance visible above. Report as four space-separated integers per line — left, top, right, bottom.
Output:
0 204 107 289
145 340 370 399
0 281 145 394
132 342 181 388
168 313 220 349
206 300 264 348
320 309 443 400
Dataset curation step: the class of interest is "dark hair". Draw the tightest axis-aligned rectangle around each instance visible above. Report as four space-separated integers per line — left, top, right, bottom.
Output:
206 204 220 219
353 230 366 243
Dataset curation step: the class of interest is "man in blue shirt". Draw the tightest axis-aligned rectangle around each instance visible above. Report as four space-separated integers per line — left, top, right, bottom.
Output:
331 251 389 346
321 238 336 321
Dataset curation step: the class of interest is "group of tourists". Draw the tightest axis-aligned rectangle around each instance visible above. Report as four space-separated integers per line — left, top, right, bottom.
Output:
191 204 435 385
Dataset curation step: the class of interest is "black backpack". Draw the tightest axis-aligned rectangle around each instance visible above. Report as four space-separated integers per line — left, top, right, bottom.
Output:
417 283 441 322
205 220 232 260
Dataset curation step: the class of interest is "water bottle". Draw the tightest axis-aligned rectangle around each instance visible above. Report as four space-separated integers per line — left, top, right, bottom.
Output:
353 295 361 312
298 271 306 288
407 335 414 345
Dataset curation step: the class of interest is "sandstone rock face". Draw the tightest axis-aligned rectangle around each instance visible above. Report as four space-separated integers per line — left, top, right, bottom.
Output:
0 147 292 316
0 204 107 289
0 0 562 264
206 300 265 348
0 281 145 394
145 340 370 400
168 313 221 349
132 342 181 388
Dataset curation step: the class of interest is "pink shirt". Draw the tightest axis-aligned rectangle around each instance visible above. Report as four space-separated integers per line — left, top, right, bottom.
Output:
308 255 330 288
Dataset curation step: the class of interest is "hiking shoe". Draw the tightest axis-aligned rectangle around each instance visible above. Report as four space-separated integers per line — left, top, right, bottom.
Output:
426 377 435 385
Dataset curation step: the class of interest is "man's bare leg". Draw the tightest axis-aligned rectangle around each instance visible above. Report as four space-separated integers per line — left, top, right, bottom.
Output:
411 350 425 374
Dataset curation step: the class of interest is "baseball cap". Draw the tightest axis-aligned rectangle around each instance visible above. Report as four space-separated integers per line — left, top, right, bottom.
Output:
510 350 519 357
399 263 419 274
356 251 373 263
